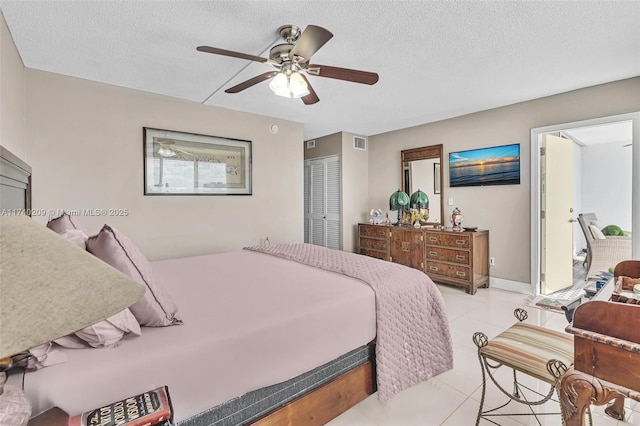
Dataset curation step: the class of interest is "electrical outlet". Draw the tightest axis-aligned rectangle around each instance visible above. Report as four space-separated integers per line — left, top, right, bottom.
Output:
447 197 454 206
489 257 495 266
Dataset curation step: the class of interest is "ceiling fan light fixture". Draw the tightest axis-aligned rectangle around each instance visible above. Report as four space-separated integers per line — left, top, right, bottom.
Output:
157 146 176 158
269 70 309 99
289 71 310 98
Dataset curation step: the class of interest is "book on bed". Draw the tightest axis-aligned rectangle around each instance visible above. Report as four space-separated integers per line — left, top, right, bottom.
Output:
67 386 173 426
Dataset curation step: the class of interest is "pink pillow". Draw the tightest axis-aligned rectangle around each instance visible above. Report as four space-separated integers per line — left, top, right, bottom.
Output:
46 212 87 234
86 225 182 327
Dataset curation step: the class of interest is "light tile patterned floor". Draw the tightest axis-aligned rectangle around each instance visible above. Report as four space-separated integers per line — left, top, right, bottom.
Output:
327 283 639 426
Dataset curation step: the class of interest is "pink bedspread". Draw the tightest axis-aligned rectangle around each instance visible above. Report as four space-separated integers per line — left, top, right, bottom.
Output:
245 243 453 402
13 250 376 422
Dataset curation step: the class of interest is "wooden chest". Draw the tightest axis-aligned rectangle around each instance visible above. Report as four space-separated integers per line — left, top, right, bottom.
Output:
358 224 490 294
424 229 489 294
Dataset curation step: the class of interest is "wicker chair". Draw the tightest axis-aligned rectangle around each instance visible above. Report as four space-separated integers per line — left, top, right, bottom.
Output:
577 213 632 279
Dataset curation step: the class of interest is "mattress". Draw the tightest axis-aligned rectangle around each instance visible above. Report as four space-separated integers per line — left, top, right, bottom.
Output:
16 250 377 422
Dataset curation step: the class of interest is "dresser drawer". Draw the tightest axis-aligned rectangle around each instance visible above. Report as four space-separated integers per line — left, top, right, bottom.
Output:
442 234 470 249
425 247 470 265
424 232 443 245
359 248 388 261
426 261 472 282
359 225 389 239
360 237 388 252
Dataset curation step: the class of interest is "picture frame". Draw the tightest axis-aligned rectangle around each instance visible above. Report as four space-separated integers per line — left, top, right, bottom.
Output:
434 163 441 194
143 127 252 195
449 143 520 187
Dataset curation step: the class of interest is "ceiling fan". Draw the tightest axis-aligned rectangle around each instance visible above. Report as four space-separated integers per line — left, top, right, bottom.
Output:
197 24 379 105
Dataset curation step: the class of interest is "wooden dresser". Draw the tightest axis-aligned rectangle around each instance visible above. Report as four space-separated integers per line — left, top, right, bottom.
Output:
358 223 489 294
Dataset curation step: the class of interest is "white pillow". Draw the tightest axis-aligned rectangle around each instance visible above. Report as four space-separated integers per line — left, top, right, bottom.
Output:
589 224 606 239
60 229 89 249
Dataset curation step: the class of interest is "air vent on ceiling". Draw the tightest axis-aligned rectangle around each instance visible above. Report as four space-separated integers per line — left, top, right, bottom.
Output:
306 140 316 149
353 136 367 151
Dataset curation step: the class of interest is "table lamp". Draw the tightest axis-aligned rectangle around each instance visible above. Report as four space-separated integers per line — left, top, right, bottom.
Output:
410 189 430 224
389 189 410 226
0 215 146 425
410 189 429 210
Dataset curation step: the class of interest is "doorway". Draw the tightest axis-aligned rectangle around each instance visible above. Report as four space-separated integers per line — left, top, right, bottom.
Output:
531 112 640 295
303 155 341 250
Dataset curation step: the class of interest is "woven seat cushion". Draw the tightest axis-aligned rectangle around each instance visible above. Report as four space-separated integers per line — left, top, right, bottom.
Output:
481 322 573 384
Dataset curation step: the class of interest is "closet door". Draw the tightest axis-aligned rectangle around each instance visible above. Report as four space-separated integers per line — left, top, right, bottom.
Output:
304 155 341 250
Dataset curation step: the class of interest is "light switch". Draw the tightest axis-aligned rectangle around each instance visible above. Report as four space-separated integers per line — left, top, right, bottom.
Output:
447 197 454 206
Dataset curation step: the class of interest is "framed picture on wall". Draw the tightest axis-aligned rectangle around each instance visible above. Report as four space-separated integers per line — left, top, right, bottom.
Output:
143 127 252 195
434 163 441 194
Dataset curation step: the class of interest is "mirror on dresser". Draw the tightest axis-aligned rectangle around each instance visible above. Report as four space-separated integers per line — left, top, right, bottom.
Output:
401 144 444 226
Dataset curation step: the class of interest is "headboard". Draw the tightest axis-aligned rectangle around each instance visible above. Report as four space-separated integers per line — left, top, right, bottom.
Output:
0 145 32 212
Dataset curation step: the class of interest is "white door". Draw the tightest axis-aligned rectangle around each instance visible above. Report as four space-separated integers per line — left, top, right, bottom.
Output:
541 134 574 294
304 156 341 249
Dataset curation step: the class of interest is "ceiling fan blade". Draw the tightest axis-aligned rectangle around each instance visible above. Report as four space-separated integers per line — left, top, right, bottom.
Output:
225 71 278 93
197 46 268 63
289 25 333 63
300 74 319 105
307 64 379 85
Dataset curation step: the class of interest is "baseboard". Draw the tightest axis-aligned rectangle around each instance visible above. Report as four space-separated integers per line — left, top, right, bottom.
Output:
490 277 533 295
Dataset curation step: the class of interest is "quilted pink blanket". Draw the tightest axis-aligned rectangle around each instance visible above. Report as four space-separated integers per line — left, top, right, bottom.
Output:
245 243 453 402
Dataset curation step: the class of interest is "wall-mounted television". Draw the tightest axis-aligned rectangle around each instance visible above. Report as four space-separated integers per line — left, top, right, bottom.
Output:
449 143 520 187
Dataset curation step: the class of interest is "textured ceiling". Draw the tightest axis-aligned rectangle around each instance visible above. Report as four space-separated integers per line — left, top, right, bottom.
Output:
2 1 639 140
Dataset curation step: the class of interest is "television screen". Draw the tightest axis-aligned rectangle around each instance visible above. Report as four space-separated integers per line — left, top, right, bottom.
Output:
449 143 520 187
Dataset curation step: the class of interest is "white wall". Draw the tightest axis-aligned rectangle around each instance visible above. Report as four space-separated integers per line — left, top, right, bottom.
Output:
581 141 633 232
25 69 304 260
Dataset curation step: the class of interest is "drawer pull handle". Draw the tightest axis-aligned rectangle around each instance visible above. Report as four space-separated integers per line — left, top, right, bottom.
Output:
456 240 466 245
429 237 438 241
402 242 410 252
429 251 438 256
429 266 439 271
456 255 465 261
456 271 466 277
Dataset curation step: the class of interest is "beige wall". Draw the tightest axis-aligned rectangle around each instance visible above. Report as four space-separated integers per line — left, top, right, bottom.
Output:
303 133 340 160
25 69 304 260
303 132 368 252
0 11 26 161
369 77 640 285
341 132 369 252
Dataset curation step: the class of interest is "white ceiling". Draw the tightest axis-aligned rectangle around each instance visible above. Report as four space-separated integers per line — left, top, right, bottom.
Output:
1 1 639 140
564 121 633 146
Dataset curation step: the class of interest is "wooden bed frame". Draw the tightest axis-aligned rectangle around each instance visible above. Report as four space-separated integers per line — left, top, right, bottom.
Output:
253 357 375 425
0 145 32 213
0 145 376 425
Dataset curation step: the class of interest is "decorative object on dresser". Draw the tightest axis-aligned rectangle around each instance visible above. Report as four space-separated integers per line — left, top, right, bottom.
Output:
358 223 490 294
369 208 383 225
450 207 463 231
0 215 145 425
388 189 409 226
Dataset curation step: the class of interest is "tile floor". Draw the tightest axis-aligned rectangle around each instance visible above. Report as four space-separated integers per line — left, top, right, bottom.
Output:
327 284 640 426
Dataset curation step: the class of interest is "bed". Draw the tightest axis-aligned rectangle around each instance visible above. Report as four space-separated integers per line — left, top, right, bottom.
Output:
1 145 453 425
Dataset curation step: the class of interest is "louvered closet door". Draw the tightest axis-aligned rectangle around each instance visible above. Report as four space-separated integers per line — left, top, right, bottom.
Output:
303 155 341 250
